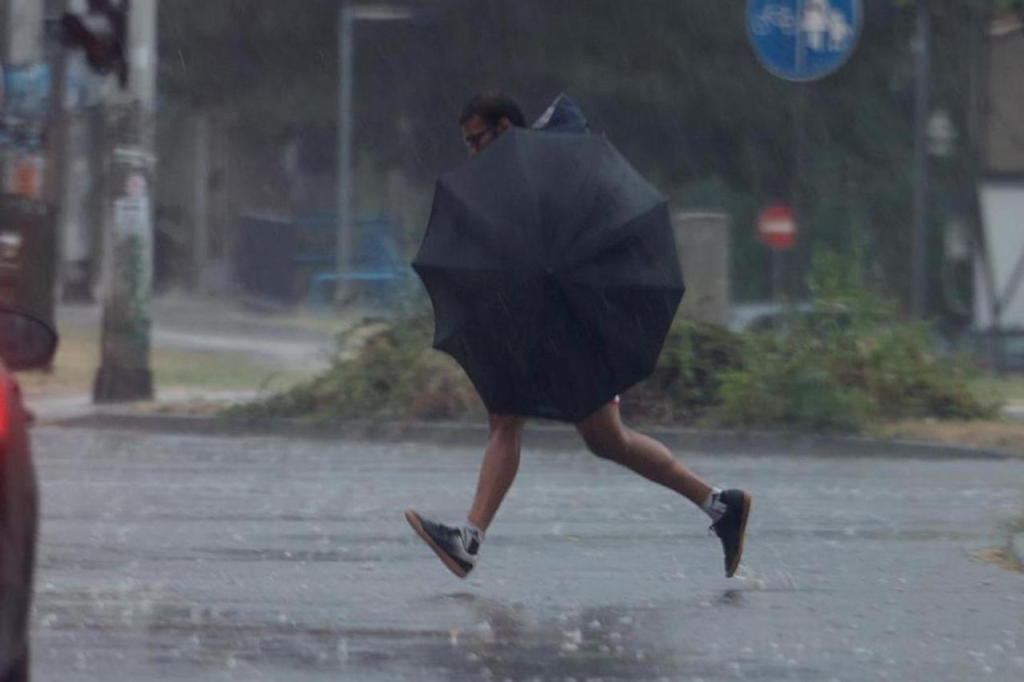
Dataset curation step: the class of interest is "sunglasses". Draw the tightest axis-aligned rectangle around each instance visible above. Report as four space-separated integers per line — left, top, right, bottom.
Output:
464 126 496 151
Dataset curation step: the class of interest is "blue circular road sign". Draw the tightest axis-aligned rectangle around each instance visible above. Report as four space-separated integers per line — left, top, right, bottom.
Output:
747 0 862 82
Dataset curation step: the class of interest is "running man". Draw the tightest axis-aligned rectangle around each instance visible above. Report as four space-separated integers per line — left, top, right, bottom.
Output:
406 92 751 580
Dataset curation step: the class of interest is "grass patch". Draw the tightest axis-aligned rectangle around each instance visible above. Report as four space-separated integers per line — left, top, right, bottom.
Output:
973 548 1022 573
867 419 1024 455
16 328 315 397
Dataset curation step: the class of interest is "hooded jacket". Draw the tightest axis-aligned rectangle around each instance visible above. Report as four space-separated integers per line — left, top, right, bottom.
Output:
531 93 590 134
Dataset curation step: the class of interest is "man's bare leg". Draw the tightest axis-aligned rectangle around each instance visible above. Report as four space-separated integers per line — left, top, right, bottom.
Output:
467 414 527 533
575 402 752 577
406 413 525 577
575 402 711 505
410 403 750 578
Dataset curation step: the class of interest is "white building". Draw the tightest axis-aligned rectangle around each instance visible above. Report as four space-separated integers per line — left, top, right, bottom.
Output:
975 13 1024 334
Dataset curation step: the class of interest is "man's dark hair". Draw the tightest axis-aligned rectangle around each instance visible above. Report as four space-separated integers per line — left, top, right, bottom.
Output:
459 92 526 128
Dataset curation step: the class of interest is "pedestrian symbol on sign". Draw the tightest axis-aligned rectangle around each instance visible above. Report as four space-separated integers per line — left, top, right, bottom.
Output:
801 0 853 52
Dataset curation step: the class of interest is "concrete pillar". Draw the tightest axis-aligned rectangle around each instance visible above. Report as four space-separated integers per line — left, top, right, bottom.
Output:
672 211 731 326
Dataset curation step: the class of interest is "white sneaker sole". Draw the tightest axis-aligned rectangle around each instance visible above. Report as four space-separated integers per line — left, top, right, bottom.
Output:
404 509 472 579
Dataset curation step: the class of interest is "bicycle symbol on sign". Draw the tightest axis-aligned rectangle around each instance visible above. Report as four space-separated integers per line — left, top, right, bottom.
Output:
750 4 798 36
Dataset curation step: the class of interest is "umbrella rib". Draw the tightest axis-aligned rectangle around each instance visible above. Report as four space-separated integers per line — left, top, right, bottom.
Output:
513 136 544 242
551 143 602 258
565 202 676 280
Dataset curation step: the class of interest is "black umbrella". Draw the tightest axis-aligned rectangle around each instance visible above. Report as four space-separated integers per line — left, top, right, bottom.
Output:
413 128 685 422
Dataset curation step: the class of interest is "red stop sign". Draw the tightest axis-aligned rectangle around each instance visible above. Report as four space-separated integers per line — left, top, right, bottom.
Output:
758 204 797 250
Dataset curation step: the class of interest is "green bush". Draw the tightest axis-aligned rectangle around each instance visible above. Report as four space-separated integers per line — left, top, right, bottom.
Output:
713 250 998 432
715 332 871 433
225 313 483 423
623 318 745 422
229 250 1000 431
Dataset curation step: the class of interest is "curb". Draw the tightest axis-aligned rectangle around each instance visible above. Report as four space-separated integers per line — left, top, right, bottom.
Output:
38 411 1020 460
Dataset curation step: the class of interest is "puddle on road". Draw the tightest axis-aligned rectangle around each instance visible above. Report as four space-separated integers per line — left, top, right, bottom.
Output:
35 586 831 680
34 590 715 679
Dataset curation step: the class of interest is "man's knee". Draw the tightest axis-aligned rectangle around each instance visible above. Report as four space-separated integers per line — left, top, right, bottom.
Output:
576 404 629 460
579 423 629 461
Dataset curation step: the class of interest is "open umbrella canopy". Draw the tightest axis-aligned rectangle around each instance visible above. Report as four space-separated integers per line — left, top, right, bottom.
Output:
413 128 684 422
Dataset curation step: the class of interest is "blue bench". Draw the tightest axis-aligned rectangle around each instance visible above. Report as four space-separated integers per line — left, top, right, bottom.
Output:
307 237 407 312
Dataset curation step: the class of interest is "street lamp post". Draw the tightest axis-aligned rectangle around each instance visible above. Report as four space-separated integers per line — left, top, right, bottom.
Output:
336 4 354 305
335 2 413 306
910 0 931 319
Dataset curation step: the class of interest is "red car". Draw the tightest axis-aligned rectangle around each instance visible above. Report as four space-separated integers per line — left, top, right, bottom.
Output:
0 308 58 682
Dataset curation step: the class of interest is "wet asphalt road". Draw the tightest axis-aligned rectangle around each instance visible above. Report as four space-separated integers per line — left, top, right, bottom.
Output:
28 427 1024 681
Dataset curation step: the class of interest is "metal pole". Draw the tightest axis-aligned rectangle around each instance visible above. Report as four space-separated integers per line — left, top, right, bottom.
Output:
192 113 209 294
787 83 808 302
772 250 783 303
336 2 355 305
910 0 931 317
94 0 158 402
58 51 98 302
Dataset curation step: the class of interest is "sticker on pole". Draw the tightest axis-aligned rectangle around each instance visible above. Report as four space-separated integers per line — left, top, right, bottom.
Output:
114 176 151 240
758 204 797 250
747 0 862 82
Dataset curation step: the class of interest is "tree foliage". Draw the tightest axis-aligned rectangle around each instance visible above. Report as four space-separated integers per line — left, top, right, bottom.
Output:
158 0 999 308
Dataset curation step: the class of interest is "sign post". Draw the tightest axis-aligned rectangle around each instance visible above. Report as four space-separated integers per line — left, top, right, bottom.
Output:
747 1 862 302
93 0 158 403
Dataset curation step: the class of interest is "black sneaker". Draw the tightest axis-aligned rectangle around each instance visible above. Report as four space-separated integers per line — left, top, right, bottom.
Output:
710 489 752 578
404 509 479 578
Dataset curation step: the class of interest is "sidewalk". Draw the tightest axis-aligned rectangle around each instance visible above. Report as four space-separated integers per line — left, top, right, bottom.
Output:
22 293 383 420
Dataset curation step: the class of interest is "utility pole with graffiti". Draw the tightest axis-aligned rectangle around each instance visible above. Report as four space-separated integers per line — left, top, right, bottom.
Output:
62 0 157 402
0 0 58 326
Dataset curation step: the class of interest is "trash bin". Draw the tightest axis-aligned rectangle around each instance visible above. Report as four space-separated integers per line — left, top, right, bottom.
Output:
0 197 57 325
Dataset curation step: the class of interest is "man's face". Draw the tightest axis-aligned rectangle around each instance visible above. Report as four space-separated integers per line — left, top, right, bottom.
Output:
461 114 509 156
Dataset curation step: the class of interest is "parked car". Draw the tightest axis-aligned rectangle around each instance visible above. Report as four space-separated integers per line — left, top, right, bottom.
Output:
728 301 962 359
727 301 849 335
967 329 1024 371
0 308 58 682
